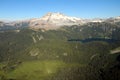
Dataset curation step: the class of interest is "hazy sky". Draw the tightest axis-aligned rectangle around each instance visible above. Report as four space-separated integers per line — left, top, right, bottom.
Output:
0 0 120 20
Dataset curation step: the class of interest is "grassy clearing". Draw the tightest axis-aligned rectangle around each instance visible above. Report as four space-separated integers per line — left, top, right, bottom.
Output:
7 60 83 80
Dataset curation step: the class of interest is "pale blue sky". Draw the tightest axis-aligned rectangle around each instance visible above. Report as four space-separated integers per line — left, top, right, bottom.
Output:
0 0 120 20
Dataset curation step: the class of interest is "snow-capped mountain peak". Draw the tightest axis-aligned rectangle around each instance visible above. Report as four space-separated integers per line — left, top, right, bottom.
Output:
39 12 82 24
29 12 84 29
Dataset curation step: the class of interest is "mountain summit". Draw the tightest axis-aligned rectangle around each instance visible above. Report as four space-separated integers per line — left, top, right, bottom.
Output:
40 12 83 24
29 12 84 29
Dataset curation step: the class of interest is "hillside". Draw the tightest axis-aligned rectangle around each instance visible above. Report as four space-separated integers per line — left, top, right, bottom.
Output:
0 14 120 80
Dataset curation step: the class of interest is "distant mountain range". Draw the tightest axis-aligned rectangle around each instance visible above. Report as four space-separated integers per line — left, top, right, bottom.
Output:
0 12 120 30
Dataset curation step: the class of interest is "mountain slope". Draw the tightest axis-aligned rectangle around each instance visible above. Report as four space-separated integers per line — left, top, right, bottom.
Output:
0 21 120 80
